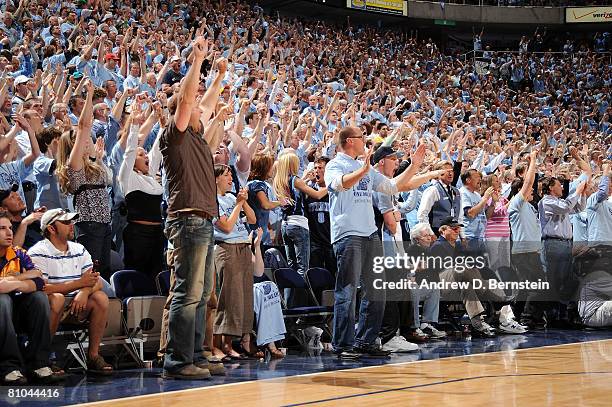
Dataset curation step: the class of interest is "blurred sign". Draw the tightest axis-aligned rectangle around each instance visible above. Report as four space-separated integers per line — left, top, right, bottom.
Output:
347 0 408 16
566 7 612 23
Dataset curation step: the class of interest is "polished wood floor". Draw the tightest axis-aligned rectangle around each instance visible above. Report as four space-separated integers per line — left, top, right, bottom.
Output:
80 340 612 407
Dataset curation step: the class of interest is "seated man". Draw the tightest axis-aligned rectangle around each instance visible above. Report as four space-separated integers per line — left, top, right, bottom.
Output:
432 217 525 337
28 209 113 375
406 223 446 342
0 212 63 384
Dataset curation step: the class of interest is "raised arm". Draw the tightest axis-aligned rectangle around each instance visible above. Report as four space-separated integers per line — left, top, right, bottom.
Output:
175 37 208 132
199 57 226 126
67 80 94 171
14 115 40 167
520 150 538 199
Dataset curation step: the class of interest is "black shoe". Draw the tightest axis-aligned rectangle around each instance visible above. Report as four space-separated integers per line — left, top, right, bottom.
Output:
336 350 362 360
520 319 546 331
28 367 65 384
404 329 430 343
353 347 391 359
471 327 497 338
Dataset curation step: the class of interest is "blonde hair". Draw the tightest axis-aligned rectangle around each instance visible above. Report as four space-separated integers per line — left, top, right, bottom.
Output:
56 129 107 194
273 151 300 205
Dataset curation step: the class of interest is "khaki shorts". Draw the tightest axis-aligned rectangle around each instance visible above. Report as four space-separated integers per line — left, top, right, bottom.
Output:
60 297 90 325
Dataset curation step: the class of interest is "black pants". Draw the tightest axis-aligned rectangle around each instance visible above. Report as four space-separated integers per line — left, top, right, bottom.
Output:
512 251 549 323
379 300 414 345
123 222 165 278
75 221 112 280
0 292 51 377
310 240 337 276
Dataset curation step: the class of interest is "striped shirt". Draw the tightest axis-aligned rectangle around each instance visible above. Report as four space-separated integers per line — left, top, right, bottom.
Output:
485 197 511 239
28 240 93 290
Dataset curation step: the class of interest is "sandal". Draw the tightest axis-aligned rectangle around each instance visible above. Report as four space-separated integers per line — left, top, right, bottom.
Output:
268 348 285 359
240 340 265 359
87 355 113 376
50 362 65 376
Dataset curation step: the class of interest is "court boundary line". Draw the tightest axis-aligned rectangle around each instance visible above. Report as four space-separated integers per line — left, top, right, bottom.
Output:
75 338 612 406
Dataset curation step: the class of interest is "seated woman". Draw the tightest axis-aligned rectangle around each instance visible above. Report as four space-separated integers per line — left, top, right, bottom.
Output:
252 227 286 359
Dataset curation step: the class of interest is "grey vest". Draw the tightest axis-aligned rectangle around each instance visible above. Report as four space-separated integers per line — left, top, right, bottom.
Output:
430 182 461 228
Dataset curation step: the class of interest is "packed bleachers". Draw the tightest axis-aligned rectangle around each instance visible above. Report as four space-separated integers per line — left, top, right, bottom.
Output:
0 0 610 384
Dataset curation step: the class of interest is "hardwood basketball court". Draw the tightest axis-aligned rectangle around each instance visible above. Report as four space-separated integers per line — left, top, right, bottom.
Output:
78 339 612 406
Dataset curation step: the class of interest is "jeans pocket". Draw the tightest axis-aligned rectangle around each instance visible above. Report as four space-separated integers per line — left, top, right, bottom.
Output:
165 220 183 246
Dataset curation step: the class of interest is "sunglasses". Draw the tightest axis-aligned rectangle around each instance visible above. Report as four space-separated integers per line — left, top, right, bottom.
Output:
54 219 73 226
347 135 365 141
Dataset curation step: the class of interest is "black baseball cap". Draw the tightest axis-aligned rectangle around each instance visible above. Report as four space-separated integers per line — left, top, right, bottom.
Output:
372 146 402 165
0 184 18 202
440 216 463 228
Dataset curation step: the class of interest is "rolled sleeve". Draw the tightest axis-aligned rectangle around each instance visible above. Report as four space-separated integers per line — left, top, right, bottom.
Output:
372 169 398 195
324 161 348 192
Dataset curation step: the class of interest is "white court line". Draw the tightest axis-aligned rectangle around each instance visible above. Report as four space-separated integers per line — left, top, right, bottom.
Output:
74 338 612 406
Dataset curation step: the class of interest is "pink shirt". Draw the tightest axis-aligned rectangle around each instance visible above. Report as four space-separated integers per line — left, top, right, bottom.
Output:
485 197 510 238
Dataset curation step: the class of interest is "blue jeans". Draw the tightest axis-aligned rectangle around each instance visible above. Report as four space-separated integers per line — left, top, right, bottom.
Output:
332 232 385 352
281 223 310 277
163 215 214 372
409 287 440 328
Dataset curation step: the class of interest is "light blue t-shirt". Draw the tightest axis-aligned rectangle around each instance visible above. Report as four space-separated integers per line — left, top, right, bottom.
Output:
587 176 612 246
34 156 68 210
570 173 590 242
214 193 250 243
508 192 542 254
460 187 487 240
373 190 395 241
0 158 31 205
324 152 398 244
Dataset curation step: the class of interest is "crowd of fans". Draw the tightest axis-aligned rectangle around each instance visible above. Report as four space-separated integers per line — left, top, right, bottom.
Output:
0 0 610 384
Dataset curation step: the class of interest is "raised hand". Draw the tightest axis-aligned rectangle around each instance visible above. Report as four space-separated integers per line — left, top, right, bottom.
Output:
410 143 427 168
192 36 209 61
216 57 228 75
361 147 374 172
483 186 495 199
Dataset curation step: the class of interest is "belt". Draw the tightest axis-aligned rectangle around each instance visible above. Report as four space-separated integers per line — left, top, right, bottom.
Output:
543 237 572 242
171 210 214 221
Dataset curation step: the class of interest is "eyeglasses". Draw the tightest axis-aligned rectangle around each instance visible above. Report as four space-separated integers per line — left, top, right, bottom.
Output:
347 135 366 141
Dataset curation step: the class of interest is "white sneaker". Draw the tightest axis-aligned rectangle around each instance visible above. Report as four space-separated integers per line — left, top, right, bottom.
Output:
4 370 25 383
499 319 527 334
482 321 496 332
33 366 54 378
420 323 447 339
381 336 419 353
